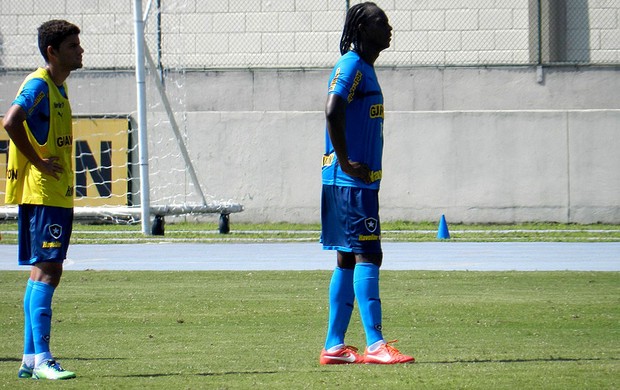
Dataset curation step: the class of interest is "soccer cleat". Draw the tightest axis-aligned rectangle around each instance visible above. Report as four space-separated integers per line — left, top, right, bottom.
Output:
320 345 364 364
17 363 33 379
363 340 415 364
32 360 76 380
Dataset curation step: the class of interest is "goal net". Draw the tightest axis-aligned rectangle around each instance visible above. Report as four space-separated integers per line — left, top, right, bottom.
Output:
0 1 243 232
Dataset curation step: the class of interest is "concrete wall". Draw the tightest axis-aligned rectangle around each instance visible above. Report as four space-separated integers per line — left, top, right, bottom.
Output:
0 66 618 224
1 1 618 69
382 109 620 224
172 108 620 224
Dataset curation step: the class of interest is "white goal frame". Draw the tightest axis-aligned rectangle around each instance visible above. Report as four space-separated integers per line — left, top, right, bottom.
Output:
131 0 243 234
0 1 243 235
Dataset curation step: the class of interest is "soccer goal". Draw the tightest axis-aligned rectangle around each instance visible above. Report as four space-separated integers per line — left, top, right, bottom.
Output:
128 0 243 234
0 0 243 235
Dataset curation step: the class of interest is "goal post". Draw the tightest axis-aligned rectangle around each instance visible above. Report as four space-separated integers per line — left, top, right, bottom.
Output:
133 0 151 234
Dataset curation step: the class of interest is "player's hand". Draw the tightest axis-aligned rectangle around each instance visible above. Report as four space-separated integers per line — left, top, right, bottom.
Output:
36 157 64 180
340 159 371 184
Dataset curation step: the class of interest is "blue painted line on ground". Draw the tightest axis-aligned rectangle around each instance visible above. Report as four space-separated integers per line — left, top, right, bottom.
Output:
1 242 618 271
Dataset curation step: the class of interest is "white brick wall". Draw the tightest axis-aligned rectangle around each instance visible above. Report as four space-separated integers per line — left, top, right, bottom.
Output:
0 0 617 69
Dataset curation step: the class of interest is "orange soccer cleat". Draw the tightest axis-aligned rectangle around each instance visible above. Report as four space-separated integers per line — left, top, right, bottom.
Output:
320 345 364 365
363 340 415 364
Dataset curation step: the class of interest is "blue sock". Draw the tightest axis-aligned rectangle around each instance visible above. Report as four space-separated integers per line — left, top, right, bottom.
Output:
30 281 55 356
324 267 355 350
354 263 384 347
23 279 35 356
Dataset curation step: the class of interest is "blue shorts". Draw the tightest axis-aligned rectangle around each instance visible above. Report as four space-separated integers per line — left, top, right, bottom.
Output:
17 204 73 266
321 185 382 254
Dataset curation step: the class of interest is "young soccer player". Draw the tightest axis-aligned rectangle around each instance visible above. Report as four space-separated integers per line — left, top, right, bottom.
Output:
3 20 83 380
319 3 415 365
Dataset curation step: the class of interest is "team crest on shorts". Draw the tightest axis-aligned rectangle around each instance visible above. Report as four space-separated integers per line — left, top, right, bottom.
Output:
364 218 378 233
49 224 62 239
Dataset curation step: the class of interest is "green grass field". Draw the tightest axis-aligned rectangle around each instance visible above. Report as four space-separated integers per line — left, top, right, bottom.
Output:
2 220 620 244
0 270 618 389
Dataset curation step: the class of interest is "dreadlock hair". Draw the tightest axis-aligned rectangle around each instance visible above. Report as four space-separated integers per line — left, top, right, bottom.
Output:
339 2 378 55
38 20 81 62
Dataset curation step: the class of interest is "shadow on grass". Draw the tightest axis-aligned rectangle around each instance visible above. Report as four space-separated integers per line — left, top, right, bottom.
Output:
120 371 280 378
0 356 126 363
113 357 617 378
0 358 20 363
421 357 609 364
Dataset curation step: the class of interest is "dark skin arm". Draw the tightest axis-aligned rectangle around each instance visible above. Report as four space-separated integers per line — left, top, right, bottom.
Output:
2 104 63 180
325 94 370 184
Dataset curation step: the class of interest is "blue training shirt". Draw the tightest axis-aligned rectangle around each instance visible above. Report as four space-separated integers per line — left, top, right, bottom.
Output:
322 50 384 190
12 77 67 145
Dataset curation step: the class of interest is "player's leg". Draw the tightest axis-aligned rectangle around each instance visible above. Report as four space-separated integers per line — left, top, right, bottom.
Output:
319 186 363 364
348 189 415 364
29 268 57 367
18 279 35 378
347 187 384 351
325 258 355 350
17 205 35 378
29 263 75 379
353 254 384 349
27 206 76 380
354 254 414 364
320 252 363 364
347 188 385 348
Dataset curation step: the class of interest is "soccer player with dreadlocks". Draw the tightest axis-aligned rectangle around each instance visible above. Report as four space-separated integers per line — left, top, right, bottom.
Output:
319 2 415 365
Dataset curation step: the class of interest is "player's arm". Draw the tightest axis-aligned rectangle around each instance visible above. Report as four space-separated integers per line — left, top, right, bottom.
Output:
2 104 62 179
325 94 370 183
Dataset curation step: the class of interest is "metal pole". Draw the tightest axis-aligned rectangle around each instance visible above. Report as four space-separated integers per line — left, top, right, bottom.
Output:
133 0 151 234
156 0 164 83
537 0 543 65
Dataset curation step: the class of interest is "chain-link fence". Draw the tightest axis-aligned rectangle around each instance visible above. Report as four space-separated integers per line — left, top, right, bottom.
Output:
0 0 618 70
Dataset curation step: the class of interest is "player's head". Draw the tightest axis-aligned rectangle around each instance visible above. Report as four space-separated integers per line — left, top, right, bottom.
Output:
339 2 392 56
38 20 82 67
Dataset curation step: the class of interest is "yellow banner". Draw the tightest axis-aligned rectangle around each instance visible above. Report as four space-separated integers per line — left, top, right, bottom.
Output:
0 117 130 206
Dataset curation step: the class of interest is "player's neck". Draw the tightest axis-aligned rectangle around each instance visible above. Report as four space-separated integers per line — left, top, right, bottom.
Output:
44 65 70 87
354 46 380 66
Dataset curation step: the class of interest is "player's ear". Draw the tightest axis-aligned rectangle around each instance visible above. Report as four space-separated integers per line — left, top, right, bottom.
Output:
358 23 369 41
46 45 57 62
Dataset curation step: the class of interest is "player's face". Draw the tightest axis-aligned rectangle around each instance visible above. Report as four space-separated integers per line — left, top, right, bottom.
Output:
56 34 84 71
363 7 392 52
